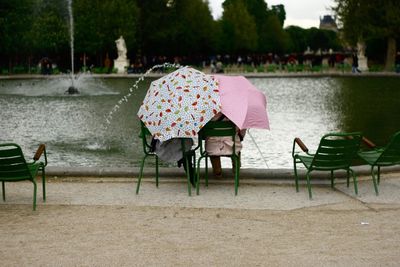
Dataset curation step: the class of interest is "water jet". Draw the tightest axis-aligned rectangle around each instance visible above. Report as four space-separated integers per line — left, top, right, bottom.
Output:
67 0 79 94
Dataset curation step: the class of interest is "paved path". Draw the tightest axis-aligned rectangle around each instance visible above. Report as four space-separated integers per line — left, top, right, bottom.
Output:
1 173 400 266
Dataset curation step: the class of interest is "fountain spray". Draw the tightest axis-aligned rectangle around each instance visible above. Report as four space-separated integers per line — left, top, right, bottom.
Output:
67 0 79 94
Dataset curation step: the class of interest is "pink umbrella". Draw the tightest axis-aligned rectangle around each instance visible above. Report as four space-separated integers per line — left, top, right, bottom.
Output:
214 75 270 130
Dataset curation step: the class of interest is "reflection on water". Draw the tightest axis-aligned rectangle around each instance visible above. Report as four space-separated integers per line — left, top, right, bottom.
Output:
0 76 399 169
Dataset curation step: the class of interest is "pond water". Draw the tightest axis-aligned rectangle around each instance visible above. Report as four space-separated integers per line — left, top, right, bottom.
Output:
1 75 399 169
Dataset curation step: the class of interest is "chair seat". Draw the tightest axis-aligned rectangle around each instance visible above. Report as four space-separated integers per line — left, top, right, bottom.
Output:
296 154 313 169
296 154 349 171
358 149 384 165
28 162 40 177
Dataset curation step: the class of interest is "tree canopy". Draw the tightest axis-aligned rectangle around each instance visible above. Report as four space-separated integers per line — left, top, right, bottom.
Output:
0 0 344 72
334 0 400 70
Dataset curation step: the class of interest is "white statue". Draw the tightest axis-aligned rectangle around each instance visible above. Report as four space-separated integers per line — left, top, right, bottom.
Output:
357 41 368 71
357 42 366 59
115 36 127 60
114 36 130 73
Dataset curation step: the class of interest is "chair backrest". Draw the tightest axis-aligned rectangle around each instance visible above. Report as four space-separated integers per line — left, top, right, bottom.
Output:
311 132 362 171
198 121 237 155
139 121 153 154
376 131 400 166
0 143 32 181
199 121 236 139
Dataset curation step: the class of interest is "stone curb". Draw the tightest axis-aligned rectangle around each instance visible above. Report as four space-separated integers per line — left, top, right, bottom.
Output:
2 72 400 80
47 165 400 180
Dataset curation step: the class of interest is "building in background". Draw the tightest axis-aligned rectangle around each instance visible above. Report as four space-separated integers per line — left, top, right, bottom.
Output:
319 15 338 32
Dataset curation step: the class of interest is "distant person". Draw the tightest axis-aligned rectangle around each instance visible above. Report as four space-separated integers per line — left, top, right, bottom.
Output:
210 60 217 73
134 58 144 73
40 57 52 75
237 56 243 67
127 64 134 74
352 52 361 73
395 51 400 73
216 61 224 73
328 49 336 68
104 53 111 73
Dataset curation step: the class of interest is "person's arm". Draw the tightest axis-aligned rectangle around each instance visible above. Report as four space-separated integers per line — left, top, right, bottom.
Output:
238 129 246 142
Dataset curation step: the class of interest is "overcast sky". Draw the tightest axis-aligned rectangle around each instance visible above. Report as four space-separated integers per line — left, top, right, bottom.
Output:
208 0 335 28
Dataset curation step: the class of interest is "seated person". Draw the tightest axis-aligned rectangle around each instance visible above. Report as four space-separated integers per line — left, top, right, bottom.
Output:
205 113 246 178
151 137 195 186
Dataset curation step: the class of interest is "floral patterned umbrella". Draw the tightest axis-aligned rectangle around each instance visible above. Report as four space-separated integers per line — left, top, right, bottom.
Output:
137 66 221 141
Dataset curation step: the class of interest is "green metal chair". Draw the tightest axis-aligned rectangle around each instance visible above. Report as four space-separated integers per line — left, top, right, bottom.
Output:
196 121 240 195
135 121 196 196
358 131 400 195
292 132 362 199
0 143 47 210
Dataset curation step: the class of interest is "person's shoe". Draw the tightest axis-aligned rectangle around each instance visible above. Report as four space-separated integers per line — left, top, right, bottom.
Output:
214 170 222 178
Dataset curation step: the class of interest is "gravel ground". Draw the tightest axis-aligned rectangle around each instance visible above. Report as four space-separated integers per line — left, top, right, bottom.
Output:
1 173 400 266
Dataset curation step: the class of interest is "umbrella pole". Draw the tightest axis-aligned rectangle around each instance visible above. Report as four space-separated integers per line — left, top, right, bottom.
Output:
247 131 270 169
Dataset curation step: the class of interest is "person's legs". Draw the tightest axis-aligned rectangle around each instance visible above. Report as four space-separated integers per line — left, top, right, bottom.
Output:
210 156 222 178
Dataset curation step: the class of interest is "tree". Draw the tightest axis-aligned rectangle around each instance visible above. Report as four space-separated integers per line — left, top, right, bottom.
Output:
30 0 69 56
0 0 36 71
285 26 309 53
271 4 286 27
220 0 258 54
166 0 216 56
74 0 106 59
307 28 341 51
222 0 288 53
334 0 400 70
73 0 138 68
261 14 289 54
137 0 215 59
101 0 138 56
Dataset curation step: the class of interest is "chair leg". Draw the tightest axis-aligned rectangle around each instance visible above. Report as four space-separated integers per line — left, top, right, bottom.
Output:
346 169 350 188
377 166 381 185
205 156 209 187
236 156 240 188
2 181 5 201
306 171 312 199
136 155 148 194
184 155 192 196
349 168 358 195
371 166 379 196
293 159 299 192
232 154 241 188
234 156 239 196
32 180 37 211
42 167 46 202
330 170 334 188
196 157 203 195
155 156 159 188
192 153 196 181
